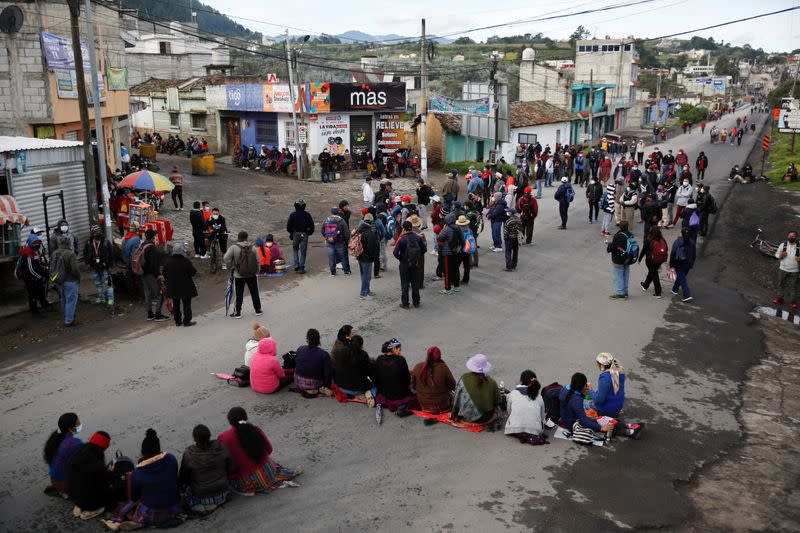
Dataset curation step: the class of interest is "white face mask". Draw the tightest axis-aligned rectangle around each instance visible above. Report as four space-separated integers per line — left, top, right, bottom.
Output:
683 181 689 186
204 206 210 211
73 424 83 434
60 225 69 233
212 215 219 220
266 242 273 248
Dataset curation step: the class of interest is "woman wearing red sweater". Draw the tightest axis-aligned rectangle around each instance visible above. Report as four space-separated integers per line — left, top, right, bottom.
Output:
218 407 302 495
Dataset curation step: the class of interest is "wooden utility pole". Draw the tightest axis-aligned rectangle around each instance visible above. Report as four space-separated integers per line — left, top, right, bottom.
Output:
66 0 99 224
420 19 427 179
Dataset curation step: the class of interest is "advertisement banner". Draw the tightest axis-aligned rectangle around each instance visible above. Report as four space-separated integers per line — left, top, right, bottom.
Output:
226 84 263 111
263 84 294 112
349 115 373 154
106 67 128 90
303 83 330 113
318 114 350 156
329 82 406 112
55 69 78 98
40 32 90 71
375 112 407 154
429 94 490 115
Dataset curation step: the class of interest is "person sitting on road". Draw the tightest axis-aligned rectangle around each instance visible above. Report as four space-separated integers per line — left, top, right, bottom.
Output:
504 370 547 445
590 353 644 439
451 354 502 424
104 429 182 530
333 334 375 406
218 407 302 496
294 328 333 397
66 431 117 520
44 412 83 497
178 424 233 515
373 338 418 419
331 324 354 367
558 373 614 445
410 346 456 419
262 234 283 274
244 323 270 366
249 338 289 394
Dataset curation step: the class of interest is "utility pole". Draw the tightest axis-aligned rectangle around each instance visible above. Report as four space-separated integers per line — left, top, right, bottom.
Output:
419 18 427 180
83 0 113 244
66 0 99 225
655 70 662 125
490 53 500 154
284 29 302 180
588 68 594 142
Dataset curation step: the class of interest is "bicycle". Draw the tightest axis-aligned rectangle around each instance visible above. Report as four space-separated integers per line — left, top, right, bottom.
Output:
208 232 228 274
750 228 779 257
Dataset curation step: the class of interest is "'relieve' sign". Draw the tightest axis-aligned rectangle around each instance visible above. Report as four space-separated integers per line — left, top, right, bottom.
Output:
329 83 406 112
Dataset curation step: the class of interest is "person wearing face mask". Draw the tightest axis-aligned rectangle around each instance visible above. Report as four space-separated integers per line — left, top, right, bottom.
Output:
669 179 693 228
83 226 115 307
201 201 212 222
189 201 207 258
17 233 49 314
773 230 800 309
205 207 228 259
261 234 283 274
43 412 83 497
620 183 639 225
50 218 79 254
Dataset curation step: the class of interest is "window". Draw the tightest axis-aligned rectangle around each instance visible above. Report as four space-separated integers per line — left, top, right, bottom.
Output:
578 45 586 52
592 45 599 52
613 45 620 51
624 44 631 51
255 119 278 146
284 122 296 148
601 45 608 52
518 133 537 144
159 41 171 55
169 112 179 129
556 129 561 144
191 113 206 131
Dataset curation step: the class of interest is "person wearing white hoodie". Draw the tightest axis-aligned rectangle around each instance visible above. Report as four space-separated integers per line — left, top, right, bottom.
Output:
504 184 518 211
773 230 799 309
362 176 375 207
669 180 693 227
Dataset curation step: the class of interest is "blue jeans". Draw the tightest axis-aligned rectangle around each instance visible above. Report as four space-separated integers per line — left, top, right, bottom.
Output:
491 221 503 248
292 233 308 270
546 171 554 187
672 266 691 297
59 281 79 324
612 264 630 296
536 178 543 198
358 260 372 296
326 243 350 274
91 269 114 302
321 172 330 183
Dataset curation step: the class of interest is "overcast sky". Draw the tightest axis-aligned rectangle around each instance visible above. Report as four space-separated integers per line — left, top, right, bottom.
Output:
201 0 800 53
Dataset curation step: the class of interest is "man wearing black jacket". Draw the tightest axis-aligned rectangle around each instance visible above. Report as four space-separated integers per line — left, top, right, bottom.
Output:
357 214 380 299
141 229 169 321
607 221 635 300
83 226 115 307
189 201 207 258
394 221 427 308
416 179 433 229
286 198 315 274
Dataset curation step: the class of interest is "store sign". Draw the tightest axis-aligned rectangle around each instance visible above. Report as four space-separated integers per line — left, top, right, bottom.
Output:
350 115 372 154
40 32 90 71
375 112 407 154
318 114 350 156
54 68 106 101
429 94 490 115
329 83 405 112
263 84 293 112
226 84 263 111
303 83 330 113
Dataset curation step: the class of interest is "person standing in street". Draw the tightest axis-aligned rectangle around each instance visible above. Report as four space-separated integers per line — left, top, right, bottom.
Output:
636 139 645 164
416 178 433 229
515 187 538 245
362 176 375 207
51 236 81 326
487 193 507 252
696 185 717 238
163 242 198 327
503 208 522 271
224 231 263 318
773 230 799 309
17 233 48 315
393 220 426 308
356 213 380 299
554 177 574 230
189 201 207 258
585 178 602 224
442 170 460 200
83 226 114 308
455 215 474 284
638 226 668 299
695 151 709 182
669 227 696 302
323 208 351 276
169 166 184 210
437 213 465 295
286 199 314 274
600 180 616 238
205 207 228 267
607 221 637 300
50 218 79 255
139 229 169 322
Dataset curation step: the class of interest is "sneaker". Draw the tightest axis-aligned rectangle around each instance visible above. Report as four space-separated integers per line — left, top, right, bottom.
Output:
682 296 694 302
671 289 679 295
107 299 114 306
95 297 104 304
255 310 264 316
430 275 442 281
544 418 556 429
374 274 381 279
627 423 645 439
147 313 155 321
655 294 662 299
232 489 256 497
229 313 242 319
640 282 647 292
375 404 383 425
609 294 628 300
439 289 452 295
153 314 170 322
452 287 460 293
183 321 197 327
221 264 227 270
400 303 410 309
200 254 210 259
365 390 376 408
195 254 201 258
359 295 373 300
489 246 497 252
504 267 512 271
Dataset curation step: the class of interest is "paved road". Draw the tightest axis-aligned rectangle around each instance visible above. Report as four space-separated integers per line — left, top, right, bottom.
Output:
0 107 770 532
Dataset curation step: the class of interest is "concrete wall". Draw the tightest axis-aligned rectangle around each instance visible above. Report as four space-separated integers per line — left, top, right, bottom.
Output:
519 60 571 110
127 53 213 86
575 39 637 108
503 122 571 162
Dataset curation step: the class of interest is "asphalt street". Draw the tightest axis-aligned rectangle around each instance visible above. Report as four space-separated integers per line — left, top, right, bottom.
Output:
0 106 770 532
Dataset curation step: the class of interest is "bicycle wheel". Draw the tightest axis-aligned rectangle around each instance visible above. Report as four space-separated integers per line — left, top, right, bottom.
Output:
210 242 219 274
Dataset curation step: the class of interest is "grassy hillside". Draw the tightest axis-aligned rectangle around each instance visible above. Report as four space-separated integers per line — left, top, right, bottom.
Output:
121 0 261 41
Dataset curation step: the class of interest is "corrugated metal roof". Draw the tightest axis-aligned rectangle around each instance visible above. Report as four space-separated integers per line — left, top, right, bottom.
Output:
509 101 577 128
0 136 83 152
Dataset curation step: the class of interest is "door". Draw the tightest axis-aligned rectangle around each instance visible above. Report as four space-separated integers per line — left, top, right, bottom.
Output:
224 118 240 155
475 140 485 161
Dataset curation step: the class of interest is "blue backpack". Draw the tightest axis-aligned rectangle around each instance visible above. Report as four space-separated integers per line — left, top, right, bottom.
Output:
463 230 477 255
565 185 575 203
624 234 639 265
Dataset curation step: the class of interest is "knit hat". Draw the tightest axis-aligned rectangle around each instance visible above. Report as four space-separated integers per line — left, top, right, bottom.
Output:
455 215 469 226
561 177 568 182
265 233 274 243
363 213 374 223
140 428 160 457
361 207 370 216
386 337 401 350
89 432 110 450
523 186 532 194
433 225 442 234
401 195 412 203
253 322 270 340
466 354 491 374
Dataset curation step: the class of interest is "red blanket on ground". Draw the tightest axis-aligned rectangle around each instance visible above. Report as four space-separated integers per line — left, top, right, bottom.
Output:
409 410 489 433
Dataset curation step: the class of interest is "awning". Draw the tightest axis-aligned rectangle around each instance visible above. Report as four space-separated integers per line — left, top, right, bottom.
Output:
0 195 28 225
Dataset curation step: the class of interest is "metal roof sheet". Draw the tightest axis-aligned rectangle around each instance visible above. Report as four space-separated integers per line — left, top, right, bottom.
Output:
0 136 83 152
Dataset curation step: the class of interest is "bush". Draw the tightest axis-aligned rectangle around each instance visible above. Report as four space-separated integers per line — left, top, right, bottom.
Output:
442 160 516 176
676 104 708 123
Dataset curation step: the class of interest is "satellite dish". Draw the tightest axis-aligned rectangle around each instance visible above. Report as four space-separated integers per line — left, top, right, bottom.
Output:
0 5 23 33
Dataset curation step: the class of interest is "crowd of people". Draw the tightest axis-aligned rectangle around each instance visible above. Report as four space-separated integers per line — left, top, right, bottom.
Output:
131 132 209 157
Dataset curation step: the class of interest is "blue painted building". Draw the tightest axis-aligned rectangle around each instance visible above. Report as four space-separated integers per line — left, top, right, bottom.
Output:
570 83 616 144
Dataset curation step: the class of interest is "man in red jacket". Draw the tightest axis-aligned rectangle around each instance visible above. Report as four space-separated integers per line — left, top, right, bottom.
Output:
515 187 539 245
675 149 689 175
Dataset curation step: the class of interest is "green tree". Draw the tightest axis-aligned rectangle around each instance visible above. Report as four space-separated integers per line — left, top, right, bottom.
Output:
714 54 735 76
453 36 475 45
569 25 591 45
768 79 800 109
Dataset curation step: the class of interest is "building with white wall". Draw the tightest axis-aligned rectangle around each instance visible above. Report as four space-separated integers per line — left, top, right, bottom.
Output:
518 48 572 111
503 101 576 162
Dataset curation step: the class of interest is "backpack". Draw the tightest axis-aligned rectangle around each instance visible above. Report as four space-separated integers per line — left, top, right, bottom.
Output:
348 229 364 257
323 219 340 244
404 234 423 268
463 231 477 255
689 211 700 228
14 255 26 280
541 383 563 423
600 193 610 210
624 233 639 266
565 186 575 203
707 197 718 214
228 365 250 387
518 197 534 219
131 242 152 276
282 351 297 369
110 451 135 502
650 238 668 264
235 244 260 278
49 250 67 284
